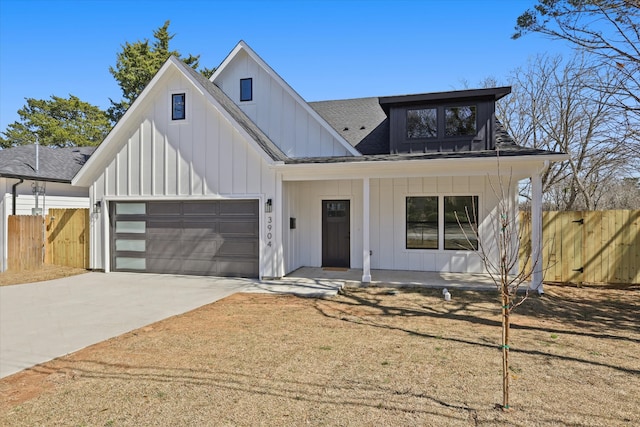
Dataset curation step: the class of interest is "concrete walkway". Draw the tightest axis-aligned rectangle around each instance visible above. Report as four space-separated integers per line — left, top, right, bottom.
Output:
0 268 498 379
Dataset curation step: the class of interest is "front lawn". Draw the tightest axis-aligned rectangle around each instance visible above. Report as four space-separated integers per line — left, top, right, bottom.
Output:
1 285 637 426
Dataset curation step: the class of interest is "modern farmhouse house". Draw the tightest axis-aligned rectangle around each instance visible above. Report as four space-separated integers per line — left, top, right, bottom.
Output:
72 41 566 289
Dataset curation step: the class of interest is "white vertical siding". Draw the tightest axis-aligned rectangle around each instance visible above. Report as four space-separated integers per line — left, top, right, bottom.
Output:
213 49 353 158
282 179 363 273
364 176 505 274
87 69 280 277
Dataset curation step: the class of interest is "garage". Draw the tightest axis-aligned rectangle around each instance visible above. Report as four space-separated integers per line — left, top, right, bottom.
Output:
110 200 259 277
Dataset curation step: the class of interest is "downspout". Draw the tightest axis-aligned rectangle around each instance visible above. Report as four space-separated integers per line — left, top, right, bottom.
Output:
12 179 24 215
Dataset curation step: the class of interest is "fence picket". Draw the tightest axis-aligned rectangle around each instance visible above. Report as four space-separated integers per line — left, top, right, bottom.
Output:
520 209 640 286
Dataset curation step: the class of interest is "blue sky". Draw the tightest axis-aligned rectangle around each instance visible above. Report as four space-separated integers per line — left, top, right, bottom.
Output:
0 0 570 132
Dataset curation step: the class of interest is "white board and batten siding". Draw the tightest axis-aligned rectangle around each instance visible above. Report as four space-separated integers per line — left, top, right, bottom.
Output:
283 179 364 273
282 175 513 275
213 48 354 158
89 68 281 277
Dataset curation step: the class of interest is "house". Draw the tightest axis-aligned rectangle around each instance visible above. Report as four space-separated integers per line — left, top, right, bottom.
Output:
0 144 94 271
72 41 567 290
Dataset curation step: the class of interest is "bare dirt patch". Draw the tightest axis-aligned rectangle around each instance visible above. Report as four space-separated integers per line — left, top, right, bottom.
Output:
1 285 638 426
0 265 88 286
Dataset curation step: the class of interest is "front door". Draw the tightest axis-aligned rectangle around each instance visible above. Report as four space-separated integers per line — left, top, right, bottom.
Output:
322 200 350 268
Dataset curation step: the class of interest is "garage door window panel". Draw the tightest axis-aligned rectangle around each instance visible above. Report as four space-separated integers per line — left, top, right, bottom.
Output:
115 257 146 270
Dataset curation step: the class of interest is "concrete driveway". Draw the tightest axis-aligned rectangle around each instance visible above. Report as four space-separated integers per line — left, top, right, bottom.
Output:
0 272 256 379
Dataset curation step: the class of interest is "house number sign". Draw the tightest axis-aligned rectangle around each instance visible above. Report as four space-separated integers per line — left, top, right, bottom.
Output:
266 214 273 247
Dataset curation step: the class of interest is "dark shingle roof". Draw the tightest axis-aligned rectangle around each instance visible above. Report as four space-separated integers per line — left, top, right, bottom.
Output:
0 145 95 182
175 59 288 162
309 97 389 155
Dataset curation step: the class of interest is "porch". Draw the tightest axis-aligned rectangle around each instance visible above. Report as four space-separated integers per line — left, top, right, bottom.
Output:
255 267 505 298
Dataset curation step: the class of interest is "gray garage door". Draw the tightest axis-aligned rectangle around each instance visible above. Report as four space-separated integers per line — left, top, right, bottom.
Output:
111 200 259 277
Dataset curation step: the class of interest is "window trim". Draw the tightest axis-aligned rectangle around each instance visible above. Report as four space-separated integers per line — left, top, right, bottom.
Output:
405 194 479 251
169 90 189 124
171 92 186 120
240 78 253 102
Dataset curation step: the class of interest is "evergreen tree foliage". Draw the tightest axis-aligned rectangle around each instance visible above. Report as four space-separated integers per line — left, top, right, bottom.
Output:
0 95 111 148
108 20 214 122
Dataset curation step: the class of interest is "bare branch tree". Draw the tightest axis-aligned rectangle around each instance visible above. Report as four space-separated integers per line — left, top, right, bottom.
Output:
495 54 635 210
513 1 640 126
455 157 540 410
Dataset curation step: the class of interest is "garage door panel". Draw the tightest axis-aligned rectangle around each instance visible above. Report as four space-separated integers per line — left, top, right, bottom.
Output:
112 200 259 277
215 259 258 276
218 220 258 236
219 200 258 216
147 201 182 216
217 240 258 256
182 240 218 257
183 201 219 215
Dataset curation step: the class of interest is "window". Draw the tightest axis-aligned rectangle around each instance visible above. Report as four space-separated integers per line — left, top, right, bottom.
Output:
444 196 478 250
406 195 478 250
240 78 253 102
445 105 476 136
407 108 437 139
172 93 186 120
406 197 439 249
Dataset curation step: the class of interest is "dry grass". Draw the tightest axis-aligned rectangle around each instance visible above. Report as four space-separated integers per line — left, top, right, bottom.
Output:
1 285 638 426
0 265 88 286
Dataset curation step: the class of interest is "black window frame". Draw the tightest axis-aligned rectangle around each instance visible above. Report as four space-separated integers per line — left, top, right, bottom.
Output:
405 195 479 251
443 195 478 250
406 196 439 249
171 93 186 120
240 78 253 102
444 105 477 137
406 107 438 140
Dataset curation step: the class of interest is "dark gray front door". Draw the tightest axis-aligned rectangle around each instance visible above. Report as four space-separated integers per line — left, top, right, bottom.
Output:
322 200 350 268
111 200 259 277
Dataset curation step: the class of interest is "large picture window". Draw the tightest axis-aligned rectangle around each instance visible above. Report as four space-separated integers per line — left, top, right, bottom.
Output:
406 197 439 249
406 195 478 250
444 196 478 250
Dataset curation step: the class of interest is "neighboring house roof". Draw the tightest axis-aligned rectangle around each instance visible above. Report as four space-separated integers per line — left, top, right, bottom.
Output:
0 145 95 182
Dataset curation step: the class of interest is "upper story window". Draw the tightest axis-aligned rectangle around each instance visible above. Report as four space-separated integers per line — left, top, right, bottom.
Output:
407 108 437 139
240 78 253 102
445 105 476 136
172 93 186 120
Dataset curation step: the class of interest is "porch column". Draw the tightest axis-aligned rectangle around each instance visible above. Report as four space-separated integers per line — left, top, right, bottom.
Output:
531 170 544 294
362 177 371 283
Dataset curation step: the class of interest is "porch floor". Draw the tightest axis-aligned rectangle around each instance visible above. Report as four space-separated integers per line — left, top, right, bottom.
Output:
282 267 503 291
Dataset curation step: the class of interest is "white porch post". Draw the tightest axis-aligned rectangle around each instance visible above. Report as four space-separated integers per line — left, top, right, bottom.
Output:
362 177 371 283
531 170 544 293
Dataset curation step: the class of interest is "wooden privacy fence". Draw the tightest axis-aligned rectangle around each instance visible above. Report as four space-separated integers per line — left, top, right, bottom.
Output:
520 210 640 285
7 208 90 270
7 215 45 271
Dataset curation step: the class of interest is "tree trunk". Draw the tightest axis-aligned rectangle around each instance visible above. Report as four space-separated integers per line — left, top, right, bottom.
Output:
502 291 510 409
